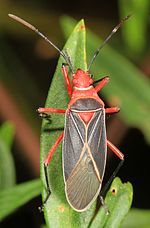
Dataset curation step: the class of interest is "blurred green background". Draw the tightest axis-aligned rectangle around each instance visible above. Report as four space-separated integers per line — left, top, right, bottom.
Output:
0 0 150 227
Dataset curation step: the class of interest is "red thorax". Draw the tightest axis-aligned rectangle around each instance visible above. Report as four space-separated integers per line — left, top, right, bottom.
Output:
68 69 104 125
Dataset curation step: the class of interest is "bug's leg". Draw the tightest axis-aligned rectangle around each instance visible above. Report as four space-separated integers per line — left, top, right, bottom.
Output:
38 107 66 114
105 107 120 114
39 131 64 211
62 63 73 97
38 112 51 121
107 140 124 160
94 76 109 92
101 140 124 194
106 140 124 184
99 195 110 215
93 76 108 85
100 159 124 203
99 140 124 212
37 107 66 122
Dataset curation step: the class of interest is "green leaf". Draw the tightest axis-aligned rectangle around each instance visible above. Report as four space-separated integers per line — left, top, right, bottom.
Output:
41 19 96 228
122 208 150 228
0 121 15 147
90 177 133 227
0 122 16 189
41 225 47 228
61 16 150 143
0 179 42 221
118 0 150 56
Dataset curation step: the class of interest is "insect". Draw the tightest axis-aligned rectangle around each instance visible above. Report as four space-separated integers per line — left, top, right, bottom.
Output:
9 14 130 212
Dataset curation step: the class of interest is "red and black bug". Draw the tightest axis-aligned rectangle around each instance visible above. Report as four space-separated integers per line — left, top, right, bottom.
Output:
9 14 130 212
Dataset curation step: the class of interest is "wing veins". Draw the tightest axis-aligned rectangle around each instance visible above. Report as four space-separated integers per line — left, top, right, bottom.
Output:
70 111 85 144
88 111 102 144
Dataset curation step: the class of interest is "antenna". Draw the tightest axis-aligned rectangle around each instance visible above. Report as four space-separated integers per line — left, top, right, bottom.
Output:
88 14 131 71
8 14 74 72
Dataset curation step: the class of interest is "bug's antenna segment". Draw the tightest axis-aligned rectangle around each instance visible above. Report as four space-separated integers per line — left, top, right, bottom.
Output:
8 14 74 73
88 14 131 71
8 14 63 54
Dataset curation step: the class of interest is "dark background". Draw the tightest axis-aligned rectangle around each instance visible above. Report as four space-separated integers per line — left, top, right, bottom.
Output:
0 0 150 227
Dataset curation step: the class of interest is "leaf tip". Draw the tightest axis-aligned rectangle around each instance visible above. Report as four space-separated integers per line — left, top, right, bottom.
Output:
74 19 85 32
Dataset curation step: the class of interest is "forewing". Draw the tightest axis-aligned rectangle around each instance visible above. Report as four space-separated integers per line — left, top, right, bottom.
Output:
88 109 107 180
63 109 106 211
66 147 101 211
63 110 85 181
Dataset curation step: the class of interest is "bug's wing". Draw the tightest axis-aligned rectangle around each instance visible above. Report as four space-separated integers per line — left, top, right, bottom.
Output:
63 110 107 211
63 111 85 181
65 147 101 211
88 110 107 180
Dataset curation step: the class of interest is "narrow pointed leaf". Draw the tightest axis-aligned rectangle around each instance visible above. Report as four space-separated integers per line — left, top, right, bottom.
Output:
118 0 150 56
90 177 133 227
0 179 42 221
41 19 96 227
0 121 15 147
0 122 16 189
122 208 150 228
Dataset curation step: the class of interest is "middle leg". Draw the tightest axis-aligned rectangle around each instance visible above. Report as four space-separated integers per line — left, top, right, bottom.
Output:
40 131 64 211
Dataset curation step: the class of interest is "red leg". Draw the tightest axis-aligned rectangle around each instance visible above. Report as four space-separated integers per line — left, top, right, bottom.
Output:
62 64 73 97
107 140 124 160
38 107 66 114
105 107 120 114
44 131 64 166
99 137 124 203
39 131 64 211
95 76 109 93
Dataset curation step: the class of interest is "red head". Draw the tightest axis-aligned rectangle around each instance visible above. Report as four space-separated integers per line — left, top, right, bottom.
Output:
72 69 93 88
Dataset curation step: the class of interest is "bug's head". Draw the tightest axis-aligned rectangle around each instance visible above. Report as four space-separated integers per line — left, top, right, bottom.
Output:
72 69 93 88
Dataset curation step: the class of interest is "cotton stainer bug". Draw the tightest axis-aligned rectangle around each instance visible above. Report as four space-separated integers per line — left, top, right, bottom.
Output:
9 14 130 212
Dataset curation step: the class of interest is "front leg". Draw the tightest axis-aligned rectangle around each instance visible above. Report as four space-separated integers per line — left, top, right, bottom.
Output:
94 76 109 92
